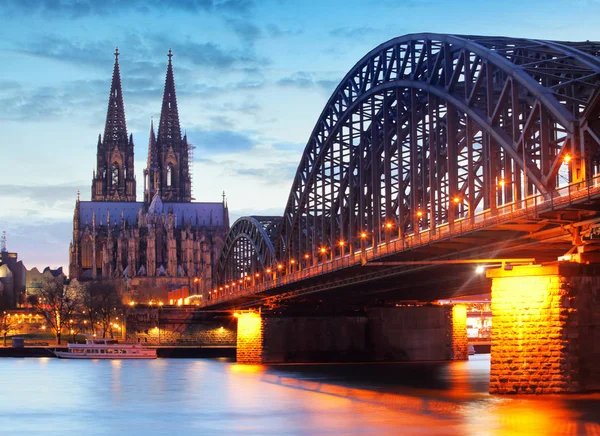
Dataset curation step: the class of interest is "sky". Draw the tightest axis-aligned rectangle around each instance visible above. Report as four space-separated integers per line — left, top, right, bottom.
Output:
1 0 600 272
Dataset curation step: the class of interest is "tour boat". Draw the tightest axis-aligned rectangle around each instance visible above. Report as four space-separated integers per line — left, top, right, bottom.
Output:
54 338 157 359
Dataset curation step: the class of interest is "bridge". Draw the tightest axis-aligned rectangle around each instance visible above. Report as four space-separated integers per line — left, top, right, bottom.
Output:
204 34 600 393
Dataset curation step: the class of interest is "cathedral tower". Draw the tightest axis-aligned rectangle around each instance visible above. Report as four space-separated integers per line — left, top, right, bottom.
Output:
144 49 192 203
91 48 136 202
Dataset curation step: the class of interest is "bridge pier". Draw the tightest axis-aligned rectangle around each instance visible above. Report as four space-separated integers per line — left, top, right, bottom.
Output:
488 263 600 394
236 305 468 364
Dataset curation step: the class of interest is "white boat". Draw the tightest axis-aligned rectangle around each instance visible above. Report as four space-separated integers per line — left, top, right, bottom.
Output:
54 338 157 359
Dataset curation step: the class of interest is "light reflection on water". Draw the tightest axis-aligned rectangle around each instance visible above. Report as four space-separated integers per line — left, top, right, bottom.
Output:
0 355 598 435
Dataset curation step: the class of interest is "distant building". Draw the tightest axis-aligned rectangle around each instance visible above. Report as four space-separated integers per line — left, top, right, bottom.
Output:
0 244 26 308
69 49 230 302
25 266 65 300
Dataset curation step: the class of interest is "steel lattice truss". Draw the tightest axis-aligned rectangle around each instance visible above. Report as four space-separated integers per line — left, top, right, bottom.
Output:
217 216 282 283
217 33 600 286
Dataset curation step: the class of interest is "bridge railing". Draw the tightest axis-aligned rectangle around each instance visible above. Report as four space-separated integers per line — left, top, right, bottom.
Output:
204 174 600 306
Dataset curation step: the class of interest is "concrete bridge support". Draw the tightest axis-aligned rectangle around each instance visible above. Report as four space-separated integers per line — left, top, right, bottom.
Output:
488 264 600 394
236 305 468 364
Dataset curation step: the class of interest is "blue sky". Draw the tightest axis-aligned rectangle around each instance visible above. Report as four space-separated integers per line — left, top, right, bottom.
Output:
1 0 600 271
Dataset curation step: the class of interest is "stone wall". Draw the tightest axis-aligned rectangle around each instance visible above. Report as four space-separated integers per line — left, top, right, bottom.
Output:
368 306 467 361
489 264 600 394
236 312 264 364
236 306 468 364
126 307 236 346
261 315 367 363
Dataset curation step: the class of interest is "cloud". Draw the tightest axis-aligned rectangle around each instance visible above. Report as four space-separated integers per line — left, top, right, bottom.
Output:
187 129 258 154
226 18 263 43
1 0 256 19
0 184 80 210
0 219 73 270
329 26 379 38
276 72 338 93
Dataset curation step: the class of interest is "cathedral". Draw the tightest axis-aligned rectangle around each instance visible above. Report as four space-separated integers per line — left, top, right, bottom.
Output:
69 49 229 299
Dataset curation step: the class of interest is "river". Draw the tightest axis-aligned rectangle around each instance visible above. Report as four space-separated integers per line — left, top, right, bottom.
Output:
1 354 598 435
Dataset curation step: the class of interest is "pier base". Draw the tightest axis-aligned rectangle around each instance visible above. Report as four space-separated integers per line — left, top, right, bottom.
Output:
488 263 600 394
236 305 468 364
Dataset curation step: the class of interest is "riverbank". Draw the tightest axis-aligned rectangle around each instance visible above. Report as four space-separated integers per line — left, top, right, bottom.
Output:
0 346 236 359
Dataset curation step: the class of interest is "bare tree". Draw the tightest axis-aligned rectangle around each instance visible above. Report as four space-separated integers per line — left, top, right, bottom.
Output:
0 312 19 346
31 277 81 344
83 281 122 338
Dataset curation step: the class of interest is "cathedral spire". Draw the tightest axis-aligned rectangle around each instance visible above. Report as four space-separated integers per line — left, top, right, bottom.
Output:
103 47 128 146
147 118 158 170
92 47 136 202
157 48 182 146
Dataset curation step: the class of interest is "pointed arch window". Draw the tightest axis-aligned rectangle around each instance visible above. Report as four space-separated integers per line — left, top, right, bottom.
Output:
111 162 119 186
167 164 174 187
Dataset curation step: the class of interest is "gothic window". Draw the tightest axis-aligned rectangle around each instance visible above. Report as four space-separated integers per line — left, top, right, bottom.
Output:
111 162 119 186
167 164 174 187
82 239 93 269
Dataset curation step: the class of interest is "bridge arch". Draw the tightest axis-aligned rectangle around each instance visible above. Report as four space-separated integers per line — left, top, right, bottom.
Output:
214 34 600 288
278 33 600 263
216 216 282 284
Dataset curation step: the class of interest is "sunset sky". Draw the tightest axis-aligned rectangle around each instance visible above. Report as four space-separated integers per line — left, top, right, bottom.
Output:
1 0 600 271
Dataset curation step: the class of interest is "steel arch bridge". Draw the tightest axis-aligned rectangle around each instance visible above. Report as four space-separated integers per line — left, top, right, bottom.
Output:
214 33 600 304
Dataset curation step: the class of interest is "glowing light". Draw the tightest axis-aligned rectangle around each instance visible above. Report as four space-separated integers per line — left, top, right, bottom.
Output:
385 222 393 229
266 268 272 273
360 232 367 239
245 277 251 281
453 197 460 204
320 247 327 254
338 240 345 247
158 302 164 306
255 273 260 277
277 264 283 270
498 179 506 187
233 312 240 318
416 211 423 218
304 254 310 259
476 266 485 274
194 278 199 283
563 154 571 164
238 279 243 284
129 301 135 306
290 259 296 264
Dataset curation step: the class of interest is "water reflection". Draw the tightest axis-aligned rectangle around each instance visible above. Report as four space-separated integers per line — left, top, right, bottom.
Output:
0 355 598 435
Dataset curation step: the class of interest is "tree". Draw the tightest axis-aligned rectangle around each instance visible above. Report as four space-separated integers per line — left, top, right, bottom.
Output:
31 277 81 344
0 312 19 346
83 281 122 338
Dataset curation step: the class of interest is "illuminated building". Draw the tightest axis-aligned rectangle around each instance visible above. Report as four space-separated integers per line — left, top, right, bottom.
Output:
69 49 230 300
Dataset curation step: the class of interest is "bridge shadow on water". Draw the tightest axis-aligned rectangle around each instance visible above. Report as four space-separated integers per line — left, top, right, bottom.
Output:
229 354 600 435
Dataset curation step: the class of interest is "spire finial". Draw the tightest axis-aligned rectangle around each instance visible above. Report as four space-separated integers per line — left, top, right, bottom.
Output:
222 190 226 204
168 48 173 63
114 47 119 60
77 189 80 202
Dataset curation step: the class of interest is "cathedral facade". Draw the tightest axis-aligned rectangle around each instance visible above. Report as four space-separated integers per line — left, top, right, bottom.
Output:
69 49 229 298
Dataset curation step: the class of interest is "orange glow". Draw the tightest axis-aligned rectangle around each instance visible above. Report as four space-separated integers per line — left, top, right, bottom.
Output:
225 285 229 288
498 179 506 187
360 232 367 239
255 273 260 277
452 197 460 204
245 277 251 281
237 312 263 364
338 240 345 247
290 259 296 264
233 312 240 318
128 301 135 306
304 253 310 259
194 278 199 283
277 264 283 270
563 154 571 164
158 302 164 306
238 279 243 284
266 268 272 273
416 211 423 218
320 247 327 254
385 222 393 229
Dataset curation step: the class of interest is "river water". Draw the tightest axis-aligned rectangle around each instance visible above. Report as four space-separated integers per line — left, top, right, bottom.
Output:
1 355 599 435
